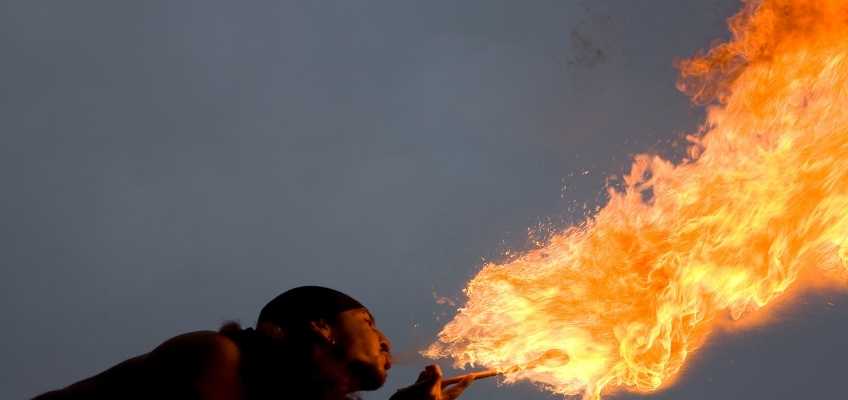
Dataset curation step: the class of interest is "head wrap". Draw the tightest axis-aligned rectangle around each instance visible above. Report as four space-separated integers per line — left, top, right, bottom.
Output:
258 285 367 328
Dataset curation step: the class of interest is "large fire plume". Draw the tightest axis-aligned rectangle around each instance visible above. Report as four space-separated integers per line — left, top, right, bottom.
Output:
425 1 848 399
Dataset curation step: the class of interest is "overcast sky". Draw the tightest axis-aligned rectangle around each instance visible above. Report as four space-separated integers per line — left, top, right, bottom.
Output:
2 1 846 399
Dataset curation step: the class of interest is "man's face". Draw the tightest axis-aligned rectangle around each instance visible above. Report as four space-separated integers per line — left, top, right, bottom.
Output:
332 308 392 390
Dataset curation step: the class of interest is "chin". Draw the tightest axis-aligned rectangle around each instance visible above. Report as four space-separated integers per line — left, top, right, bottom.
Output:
363 369 388 391
350 361 388 391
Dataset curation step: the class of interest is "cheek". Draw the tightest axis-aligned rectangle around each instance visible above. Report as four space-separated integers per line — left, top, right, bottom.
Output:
343 329 380 358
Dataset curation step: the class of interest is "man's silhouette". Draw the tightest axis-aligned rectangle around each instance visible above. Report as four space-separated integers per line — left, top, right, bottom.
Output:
34 286 472 400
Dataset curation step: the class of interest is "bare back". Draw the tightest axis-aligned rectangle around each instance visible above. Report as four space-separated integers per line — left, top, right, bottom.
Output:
33 331 243 400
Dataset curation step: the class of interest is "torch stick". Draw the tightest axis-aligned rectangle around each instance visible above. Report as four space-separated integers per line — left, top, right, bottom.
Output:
440 351 564 387
441 369 501 387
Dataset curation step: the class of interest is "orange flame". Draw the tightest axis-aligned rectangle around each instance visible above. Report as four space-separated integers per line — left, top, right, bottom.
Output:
424 1 848 399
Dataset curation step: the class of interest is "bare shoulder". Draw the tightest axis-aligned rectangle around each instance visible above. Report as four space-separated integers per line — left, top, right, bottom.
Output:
149 330 244 399
149 330 241 371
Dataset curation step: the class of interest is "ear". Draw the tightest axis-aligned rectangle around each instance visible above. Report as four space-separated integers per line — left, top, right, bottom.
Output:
308 319 334 345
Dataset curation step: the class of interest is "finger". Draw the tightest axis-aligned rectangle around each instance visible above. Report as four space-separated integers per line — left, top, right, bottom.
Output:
427 365 444 398
443 376 474 400
416 365 442 384
431 365 443 383
415 366 434 383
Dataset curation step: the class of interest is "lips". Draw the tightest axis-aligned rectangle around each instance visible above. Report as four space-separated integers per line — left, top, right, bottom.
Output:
383 352 393 370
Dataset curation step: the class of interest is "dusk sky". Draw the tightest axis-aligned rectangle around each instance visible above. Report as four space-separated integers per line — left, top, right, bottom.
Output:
2 1 846 399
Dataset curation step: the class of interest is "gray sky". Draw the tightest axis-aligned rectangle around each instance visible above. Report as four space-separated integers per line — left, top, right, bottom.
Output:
2 1 846 399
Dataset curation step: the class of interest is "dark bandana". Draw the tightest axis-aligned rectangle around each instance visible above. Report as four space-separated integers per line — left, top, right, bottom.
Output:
258 285 367 327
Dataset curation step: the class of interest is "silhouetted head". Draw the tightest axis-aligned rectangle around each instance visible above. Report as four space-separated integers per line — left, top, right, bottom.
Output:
257 286 392 392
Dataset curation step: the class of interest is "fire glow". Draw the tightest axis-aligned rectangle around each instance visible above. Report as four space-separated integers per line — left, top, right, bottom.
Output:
425 1 848 399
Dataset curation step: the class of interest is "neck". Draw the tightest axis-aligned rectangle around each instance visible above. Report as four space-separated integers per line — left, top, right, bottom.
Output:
309 346 355 400
249 338 353 400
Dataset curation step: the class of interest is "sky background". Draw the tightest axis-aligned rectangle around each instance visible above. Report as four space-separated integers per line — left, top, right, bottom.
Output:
2 1 846 399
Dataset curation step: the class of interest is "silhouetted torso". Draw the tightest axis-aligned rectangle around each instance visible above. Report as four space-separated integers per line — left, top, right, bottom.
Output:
32 348 197 399
33 325 346 400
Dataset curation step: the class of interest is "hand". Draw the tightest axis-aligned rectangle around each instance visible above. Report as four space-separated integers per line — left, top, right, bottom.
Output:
389 365 473 400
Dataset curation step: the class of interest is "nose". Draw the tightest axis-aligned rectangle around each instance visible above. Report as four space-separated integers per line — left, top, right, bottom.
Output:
376 329 392 369
378 330 392 354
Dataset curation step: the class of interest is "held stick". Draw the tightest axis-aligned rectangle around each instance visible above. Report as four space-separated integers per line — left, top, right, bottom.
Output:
440 370 501 387
440 352 561 387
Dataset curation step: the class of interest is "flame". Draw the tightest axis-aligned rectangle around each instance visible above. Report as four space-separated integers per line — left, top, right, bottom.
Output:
425 1 848 398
